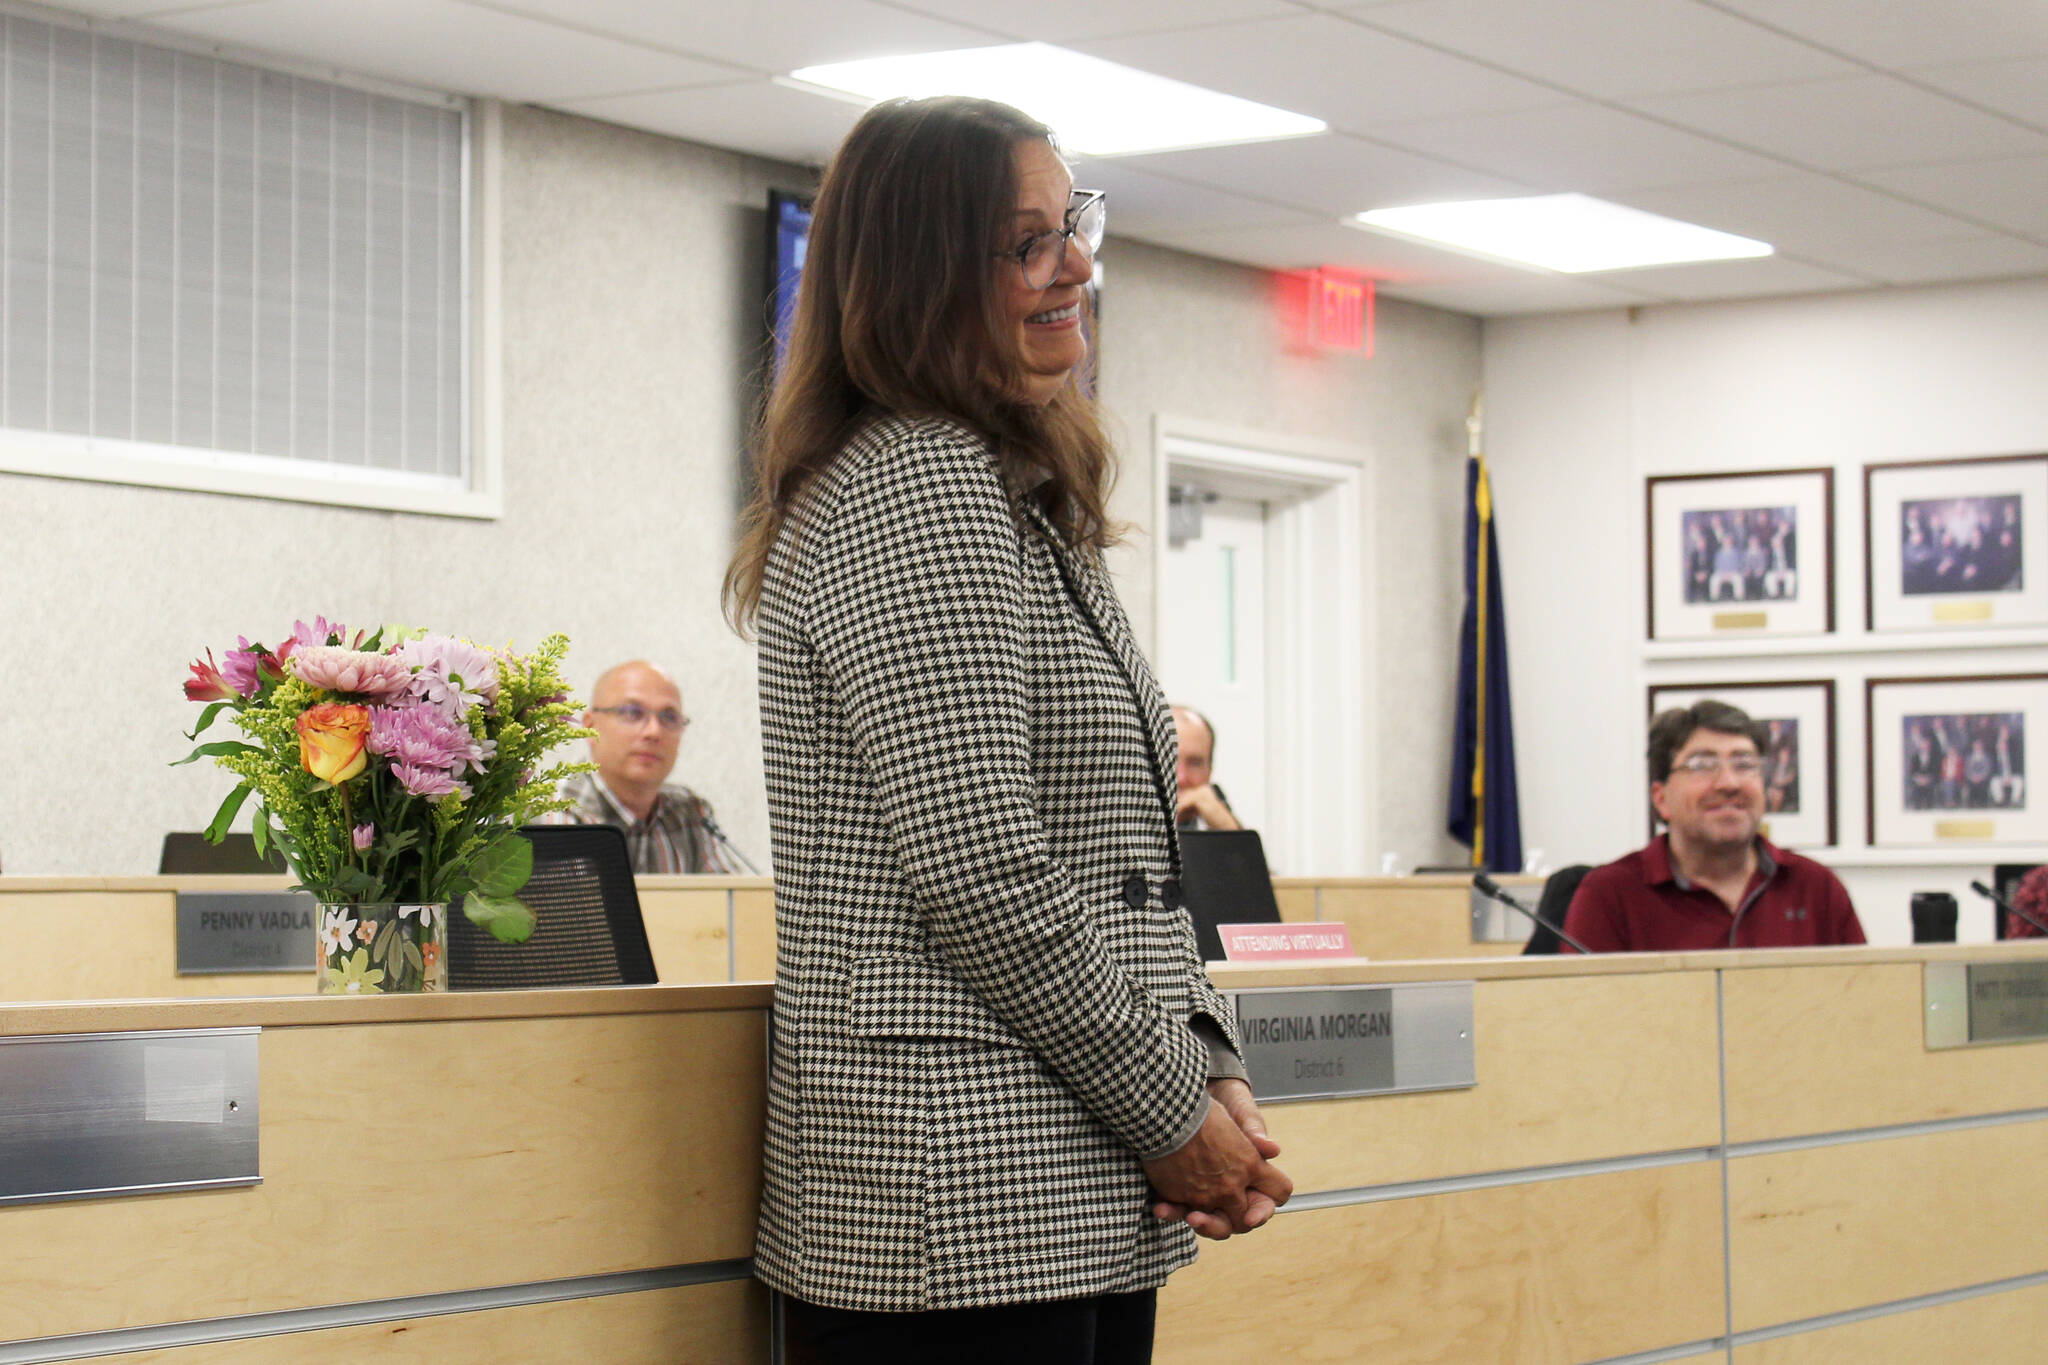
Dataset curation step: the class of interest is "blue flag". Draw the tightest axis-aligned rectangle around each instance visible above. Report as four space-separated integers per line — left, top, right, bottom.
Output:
1447 454 1523 871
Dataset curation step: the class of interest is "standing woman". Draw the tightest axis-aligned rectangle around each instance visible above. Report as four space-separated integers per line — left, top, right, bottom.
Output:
725 97 1290 1361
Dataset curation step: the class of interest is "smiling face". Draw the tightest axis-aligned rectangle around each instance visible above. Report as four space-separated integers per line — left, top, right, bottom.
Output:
1651 726 1765 854
1001 139 1092 405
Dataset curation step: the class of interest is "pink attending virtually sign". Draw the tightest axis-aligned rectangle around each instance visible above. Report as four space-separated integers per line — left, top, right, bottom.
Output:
1218 922 1356 962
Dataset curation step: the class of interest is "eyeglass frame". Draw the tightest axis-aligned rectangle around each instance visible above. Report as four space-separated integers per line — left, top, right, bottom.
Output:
1666 752 1766 780
589 704 690 734
999 189 1106 290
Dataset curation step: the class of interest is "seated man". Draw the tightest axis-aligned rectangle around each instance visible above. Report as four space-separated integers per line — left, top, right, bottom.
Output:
545 660 742 874
1564 699 1864 952
1172 704 1241 831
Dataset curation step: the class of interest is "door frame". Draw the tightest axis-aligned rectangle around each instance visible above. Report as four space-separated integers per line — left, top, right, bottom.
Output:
1151 415 1374 875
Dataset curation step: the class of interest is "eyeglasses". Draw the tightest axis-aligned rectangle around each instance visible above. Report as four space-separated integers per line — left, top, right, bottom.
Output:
1002 189 1106 290
591 704 689 733
1670 753 1765 779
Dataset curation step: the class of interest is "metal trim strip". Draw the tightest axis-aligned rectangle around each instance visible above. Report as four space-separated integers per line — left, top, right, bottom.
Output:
1728 1268 2048 1346
1280 1145 1720 1214
1726 1104 2048 1158
0 1260 756 1365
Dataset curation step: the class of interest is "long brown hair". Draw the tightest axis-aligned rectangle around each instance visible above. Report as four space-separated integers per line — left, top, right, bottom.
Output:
724 96 1116 633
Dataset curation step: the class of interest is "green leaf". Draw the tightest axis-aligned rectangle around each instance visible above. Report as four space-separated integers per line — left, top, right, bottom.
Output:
203 784 254 843
184 701 234 740
171 740 261 767
402 936 425 977
251 813 270 859
463 892 535 945
468 834 533 899
372 916 398 964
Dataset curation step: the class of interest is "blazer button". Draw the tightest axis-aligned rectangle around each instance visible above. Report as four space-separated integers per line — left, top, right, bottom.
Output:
1122 872 1147 910
1160 878 1182 912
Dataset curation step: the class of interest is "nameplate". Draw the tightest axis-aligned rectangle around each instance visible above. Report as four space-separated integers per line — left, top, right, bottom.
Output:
0 1028 261 1206
1933 819 1995 841
1925 960 2048 1048
1933 600 1994 623
1713 610 1767 630
176 892 318 973
1226 982 1475 1102
1218 922 1354 961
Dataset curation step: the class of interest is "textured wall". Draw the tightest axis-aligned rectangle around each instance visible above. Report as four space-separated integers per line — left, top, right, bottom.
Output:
1097 242 1481 869
0 105 1481 876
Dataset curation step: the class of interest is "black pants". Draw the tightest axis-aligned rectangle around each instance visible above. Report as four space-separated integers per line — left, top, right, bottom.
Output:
780 1288 1156 1365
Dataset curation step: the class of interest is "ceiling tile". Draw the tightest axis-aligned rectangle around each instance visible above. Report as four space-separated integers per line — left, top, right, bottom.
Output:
1339 0 1859 100
472 0 999 75
1708 0 2048 69
1629 74 2048 172
1812 234 2048 286
1114 132 1536 217
1905 56 2048 130
148 0 746 102
1076 13 1565 133
1378 102 1791 191
883 0 1302 44
1616 175 1984 255
1073 160 1325 237
1579 254 1870 302
555 80 861 168
1859 155 2048 239
1377 273 1659 316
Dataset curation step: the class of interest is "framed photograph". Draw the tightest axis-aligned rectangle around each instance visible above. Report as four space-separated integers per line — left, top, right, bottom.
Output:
1648 680 1836 849
1866 453 2048 632
1867 674 2048 847
1646 468 1833 641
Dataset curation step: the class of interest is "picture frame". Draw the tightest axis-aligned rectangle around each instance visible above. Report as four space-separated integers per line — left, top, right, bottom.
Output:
1867 674 2048 847
1865 452 2048 632
1646 468 1833 641
1647 680 1837 849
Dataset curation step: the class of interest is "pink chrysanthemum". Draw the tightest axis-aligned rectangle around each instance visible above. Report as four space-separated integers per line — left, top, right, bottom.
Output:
394 635 500 712
368 701 483 774
291 646 415 698
218 637 276 698
391 762 465 798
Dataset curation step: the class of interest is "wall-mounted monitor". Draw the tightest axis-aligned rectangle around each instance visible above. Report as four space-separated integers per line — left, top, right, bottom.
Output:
766 189 813 373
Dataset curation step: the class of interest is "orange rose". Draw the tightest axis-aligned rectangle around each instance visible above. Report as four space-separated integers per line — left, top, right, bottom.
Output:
296 703 372 785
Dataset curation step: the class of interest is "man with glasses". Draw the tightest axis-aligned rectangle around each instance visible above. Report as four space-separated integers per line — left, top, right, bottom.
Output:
543 660 744 874
1562 699 1863 952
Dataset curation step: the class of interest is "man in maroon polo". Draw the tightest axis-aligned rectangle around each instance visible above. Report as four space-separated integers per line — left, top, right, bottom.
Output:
1563 699 1865 953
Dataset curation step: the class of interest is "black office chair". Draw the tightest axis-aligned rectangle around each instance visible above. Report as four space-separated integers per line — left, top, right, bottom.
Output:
446 825 658 989
159 831 287 874
1522 864 1593 956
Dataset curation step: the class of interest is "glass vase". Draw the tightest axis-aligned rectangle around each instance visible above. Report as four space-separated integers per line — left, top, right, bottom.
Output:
315 902 448 994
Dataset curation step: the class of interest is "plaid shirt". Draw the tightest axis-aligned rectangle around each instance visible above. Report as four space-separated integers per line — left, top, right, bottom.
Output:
541 773 739 874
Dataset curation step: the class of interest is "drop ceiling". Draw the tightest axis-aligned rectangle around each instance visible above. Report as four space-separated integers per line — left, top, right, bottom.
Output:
27 0 2048 316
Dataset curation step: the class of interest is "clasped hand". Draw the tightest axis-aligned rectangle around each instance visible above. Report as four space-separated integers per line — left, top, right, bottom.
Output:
1141 1078 1292 1240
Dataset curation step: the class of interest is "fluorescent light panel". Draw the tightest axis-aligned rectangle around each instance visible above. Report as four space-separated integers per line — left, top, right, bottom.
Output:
787 43 1325 157
1352 194 1773 273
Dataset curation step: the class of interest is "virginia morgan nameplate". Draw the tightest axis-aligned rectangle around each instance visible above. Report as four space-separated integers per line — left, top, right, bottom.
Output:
1226 982 1475 1102
177 892 319 973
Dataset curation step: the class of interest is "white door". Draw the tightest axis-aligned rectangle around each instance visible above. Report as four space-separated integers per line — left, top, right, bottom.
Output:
1159 493 1268 835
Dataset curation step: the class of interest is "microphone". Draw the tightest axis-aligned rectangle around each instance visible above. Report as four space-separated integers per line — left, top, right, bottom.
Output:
700 812 763 875
1472 872 1595 956
1968 879 2048 938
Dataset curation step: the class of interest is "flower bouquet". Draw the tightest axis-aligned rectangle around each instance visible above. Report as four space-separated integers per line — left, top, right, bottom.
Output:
177 618 593 992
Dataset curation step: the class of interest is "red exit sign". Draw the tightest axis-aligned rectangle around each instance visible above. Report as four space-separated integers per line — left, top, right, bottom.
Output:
1313 270 1373 353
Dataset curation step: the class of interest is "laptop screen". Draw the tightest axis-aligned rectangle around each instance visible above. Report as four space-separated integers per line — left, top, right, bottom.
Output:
1178 829 1282 962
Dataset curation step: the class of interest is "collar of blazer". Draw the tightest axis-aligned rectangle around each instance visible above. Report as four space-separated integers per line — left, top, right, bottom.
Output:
1017 496 1184 861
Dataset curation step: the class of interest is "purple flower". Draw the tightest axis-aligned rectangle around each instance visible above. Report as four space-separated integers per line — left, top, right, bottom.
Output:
218 638 272 698
291 617 349 650
368 701 487 776
393 635 500 712
392 762 463 798
352 824 375 851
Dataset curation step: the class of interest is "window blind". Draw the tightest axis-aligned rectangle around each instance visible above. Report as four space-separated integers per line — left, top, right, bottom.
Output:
1 15 466 481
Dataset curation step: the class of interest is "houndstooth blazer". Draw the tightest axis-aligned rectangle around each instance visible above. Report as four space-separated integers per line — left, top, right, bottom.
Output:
752 412 1242 1313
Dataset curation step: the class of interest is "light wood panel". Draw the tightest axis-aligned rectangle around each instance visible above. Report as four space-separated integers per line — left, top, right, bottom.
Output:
1734 1280 2048 1365
1272 884 1318 923
1729 1119 2048 1331
731 887 776 981
638 885 733 983
0 1008 766 1343
0 890 310 1000
1723 962 2048 1141
1157 1162 1725 1364
62 1279 767 1364
1266 971 1721 1191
